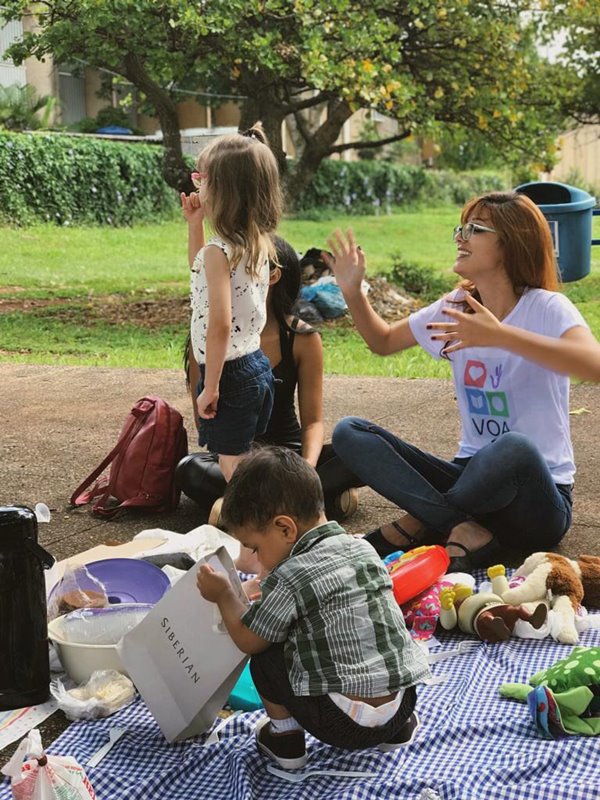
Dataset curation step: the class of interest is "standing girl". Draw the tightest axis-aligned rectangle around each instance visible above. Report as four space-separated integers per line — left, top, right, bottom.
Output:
326 191 600 572
180 124 282 480
176 236 362 524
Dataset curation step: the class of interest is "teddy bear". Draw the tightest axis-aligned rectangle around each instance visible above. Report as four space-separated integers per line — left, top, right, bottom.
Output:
497 553 600 645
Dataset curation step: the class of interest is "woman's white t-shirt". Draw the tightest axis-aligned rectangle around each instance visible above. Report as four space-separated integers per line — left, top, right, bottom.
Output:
408 288 588 485
190 236 269 365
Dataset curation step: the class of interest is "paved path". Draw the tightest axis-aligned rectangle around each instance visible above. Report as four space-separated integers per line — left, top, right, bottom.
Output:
2 364 599 561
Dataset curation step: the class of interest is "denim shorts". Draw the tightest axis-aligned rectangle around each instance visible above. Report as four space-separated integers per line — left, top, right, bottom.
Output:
197 349 274 456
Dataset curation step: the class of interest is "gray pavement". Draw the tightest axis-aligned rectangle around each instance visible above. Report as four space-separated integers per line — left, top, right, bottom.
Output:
2 364 599 562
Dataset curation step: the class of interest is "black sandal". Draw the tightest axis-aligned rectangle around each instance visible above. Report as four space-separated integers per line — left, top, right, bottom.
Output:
364 521 423 558
446 537 502 574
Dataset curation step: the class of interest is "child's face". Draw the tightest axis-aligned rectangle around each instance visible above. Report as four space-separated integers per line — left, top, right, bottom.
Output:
235 516 298 572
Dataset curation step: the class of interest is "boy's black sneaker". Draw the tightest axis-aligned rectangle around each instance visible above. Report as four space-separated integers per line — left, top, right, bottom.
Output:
255 718 307 770
377 711 420 752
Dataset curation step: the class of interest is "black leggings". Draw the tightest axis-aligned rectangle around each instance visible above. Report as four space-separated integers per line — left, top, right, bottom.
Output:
175 443 362 520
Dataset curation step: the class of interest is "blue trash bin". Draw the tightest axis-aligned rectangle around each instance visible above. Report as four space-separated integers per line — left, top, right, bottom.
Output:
515 181 596 282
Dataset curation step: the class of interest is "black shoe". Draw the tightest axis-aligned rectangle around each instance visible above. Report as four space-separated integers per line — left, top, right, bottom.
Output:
364 521 422 558
446 538 502 574
377 711 420 751
255 718 307 770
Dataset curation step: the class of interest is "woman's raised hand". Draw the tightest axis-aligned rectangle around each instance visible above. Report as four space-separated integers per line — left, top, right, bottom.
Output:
180 191 205 225
324 229 365 296
427 293 504 354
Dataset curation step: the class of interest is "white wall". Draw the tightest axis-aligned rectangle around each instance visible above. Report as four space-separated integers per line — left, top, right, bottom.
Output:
0 19 26 87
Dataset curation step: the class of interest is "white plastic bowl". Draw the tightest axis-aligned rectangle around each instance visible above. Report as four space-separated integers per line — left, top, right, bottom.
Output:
47 607 151 684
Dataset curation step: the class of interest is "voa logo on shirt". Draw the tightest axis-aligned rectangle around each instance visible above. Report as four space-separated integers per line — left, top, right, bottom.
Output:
463 359 511 439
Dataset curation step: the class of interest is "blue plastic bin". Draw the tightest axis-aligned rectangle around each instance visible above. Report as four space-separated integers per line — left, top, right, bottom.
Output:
515 182 596 282
227 662 263 711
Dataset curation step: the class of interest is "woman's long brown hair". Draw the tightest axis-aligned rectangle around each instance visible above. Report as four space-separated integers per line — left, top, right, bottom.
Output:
458 190 559 301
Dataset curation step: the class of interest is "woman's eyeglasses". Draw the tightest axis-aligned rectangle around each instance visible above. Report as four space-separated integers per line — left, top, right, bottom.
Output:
453 222 496 241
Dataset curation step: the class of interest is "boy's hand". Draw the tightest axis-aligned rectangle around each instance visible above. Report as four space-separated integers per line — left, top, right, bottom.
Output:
196 387 219 419
197 564 232 602
180 191 205 225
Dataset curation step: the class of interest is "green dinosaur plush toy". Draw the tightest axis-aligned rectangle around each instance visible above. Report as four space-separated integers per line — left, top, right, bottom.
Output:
500 646 600 738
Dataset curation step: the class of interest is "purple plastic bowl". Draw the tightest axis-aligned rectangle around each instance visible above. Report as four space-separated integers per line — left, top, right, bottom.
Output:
85 558 171 604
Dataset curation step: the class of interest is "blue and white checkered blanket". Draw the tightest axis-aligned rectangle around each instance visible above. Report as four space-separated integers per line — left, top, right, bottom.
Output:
2 626 599 800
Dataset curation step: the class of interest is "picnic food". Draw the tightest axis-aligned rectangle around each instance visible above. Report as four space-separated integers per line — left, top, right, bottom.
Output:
55 589 107 616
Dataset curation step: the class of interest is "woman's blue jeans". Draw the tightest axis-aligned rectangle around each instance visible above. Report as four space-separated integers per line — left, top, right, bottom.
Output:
332 417 573 549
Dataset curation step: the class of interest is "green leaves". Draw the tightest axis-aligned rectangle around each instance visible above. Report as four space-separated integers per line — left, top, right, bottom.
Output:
0 131 179 226
0 0 589 203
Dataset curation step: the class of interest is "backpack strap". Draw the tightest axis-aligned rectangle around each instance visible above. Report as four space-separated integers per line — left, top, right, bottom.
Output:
69 399 155 508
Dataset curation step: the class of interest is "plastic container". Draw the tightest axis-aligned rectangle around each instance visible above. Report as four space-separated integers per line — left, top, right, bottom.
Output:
55 604 153 645
387 545 450 606
48 616 129 684
227 662 263 711
48 557 170 610
515 181 596 282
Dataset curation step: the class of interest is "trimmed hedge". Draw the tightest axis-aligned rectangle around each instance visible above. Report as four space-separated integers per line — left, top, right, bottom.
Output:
0 130 508 226
0 131 178 225
294 159 508 215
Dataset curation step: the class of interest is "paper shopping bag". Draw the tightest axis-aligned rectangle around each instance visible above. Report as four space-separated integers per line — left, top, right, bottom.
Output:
118 546 249 742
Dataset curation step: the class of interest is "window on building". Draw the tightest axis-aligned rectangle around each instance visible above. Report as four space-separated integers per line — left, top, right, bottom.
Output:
57 65 86 124
0 19 26 87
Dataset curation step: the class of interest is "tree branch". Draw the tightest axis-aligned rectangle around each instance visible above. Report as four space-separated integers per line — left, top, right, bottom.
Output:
327 129 412 154
281 90 334 115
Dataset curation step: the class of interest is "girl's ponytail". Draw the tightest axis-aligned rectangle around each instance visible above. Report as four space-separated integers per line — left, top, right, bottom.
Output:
241 122 268 146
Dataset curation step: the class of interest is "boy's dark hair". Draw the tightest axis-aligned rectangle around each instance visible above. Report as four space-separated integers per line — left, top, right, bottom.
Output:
221 446 324 530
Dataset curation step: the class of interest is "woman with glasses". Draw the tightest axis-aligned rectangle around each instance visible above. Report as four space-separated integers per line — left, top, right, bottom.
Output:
324 191 600 572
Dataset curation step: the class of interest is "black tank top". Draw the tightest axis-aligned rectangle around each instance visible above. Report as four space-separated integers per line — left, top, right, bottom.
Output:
256 318 316 450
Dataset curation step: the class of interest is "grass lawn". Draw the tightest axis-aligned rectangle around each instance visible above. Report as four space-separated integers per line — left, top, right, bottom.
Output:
1 206 599 379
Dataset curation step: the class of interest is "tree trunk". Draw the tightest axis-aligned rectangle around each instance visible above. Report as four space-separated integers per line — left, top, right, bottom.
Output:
287 98 353 208
239 85 287 174
122 53 193 194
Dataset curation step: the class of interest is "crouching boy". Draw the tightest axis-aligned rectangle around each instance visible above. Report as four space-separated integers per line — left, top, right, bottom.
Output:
197 446 430 769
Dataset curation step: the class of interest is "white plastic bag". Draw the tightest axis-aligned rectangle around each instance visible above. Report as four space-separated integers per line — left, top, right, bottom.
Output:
1 729 96 799
47 563 109 621
50 670 135 721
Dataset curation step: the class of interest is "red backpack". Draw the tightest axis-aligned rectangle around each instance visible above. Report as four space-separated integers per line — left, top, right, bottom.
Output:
70 396 188 517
